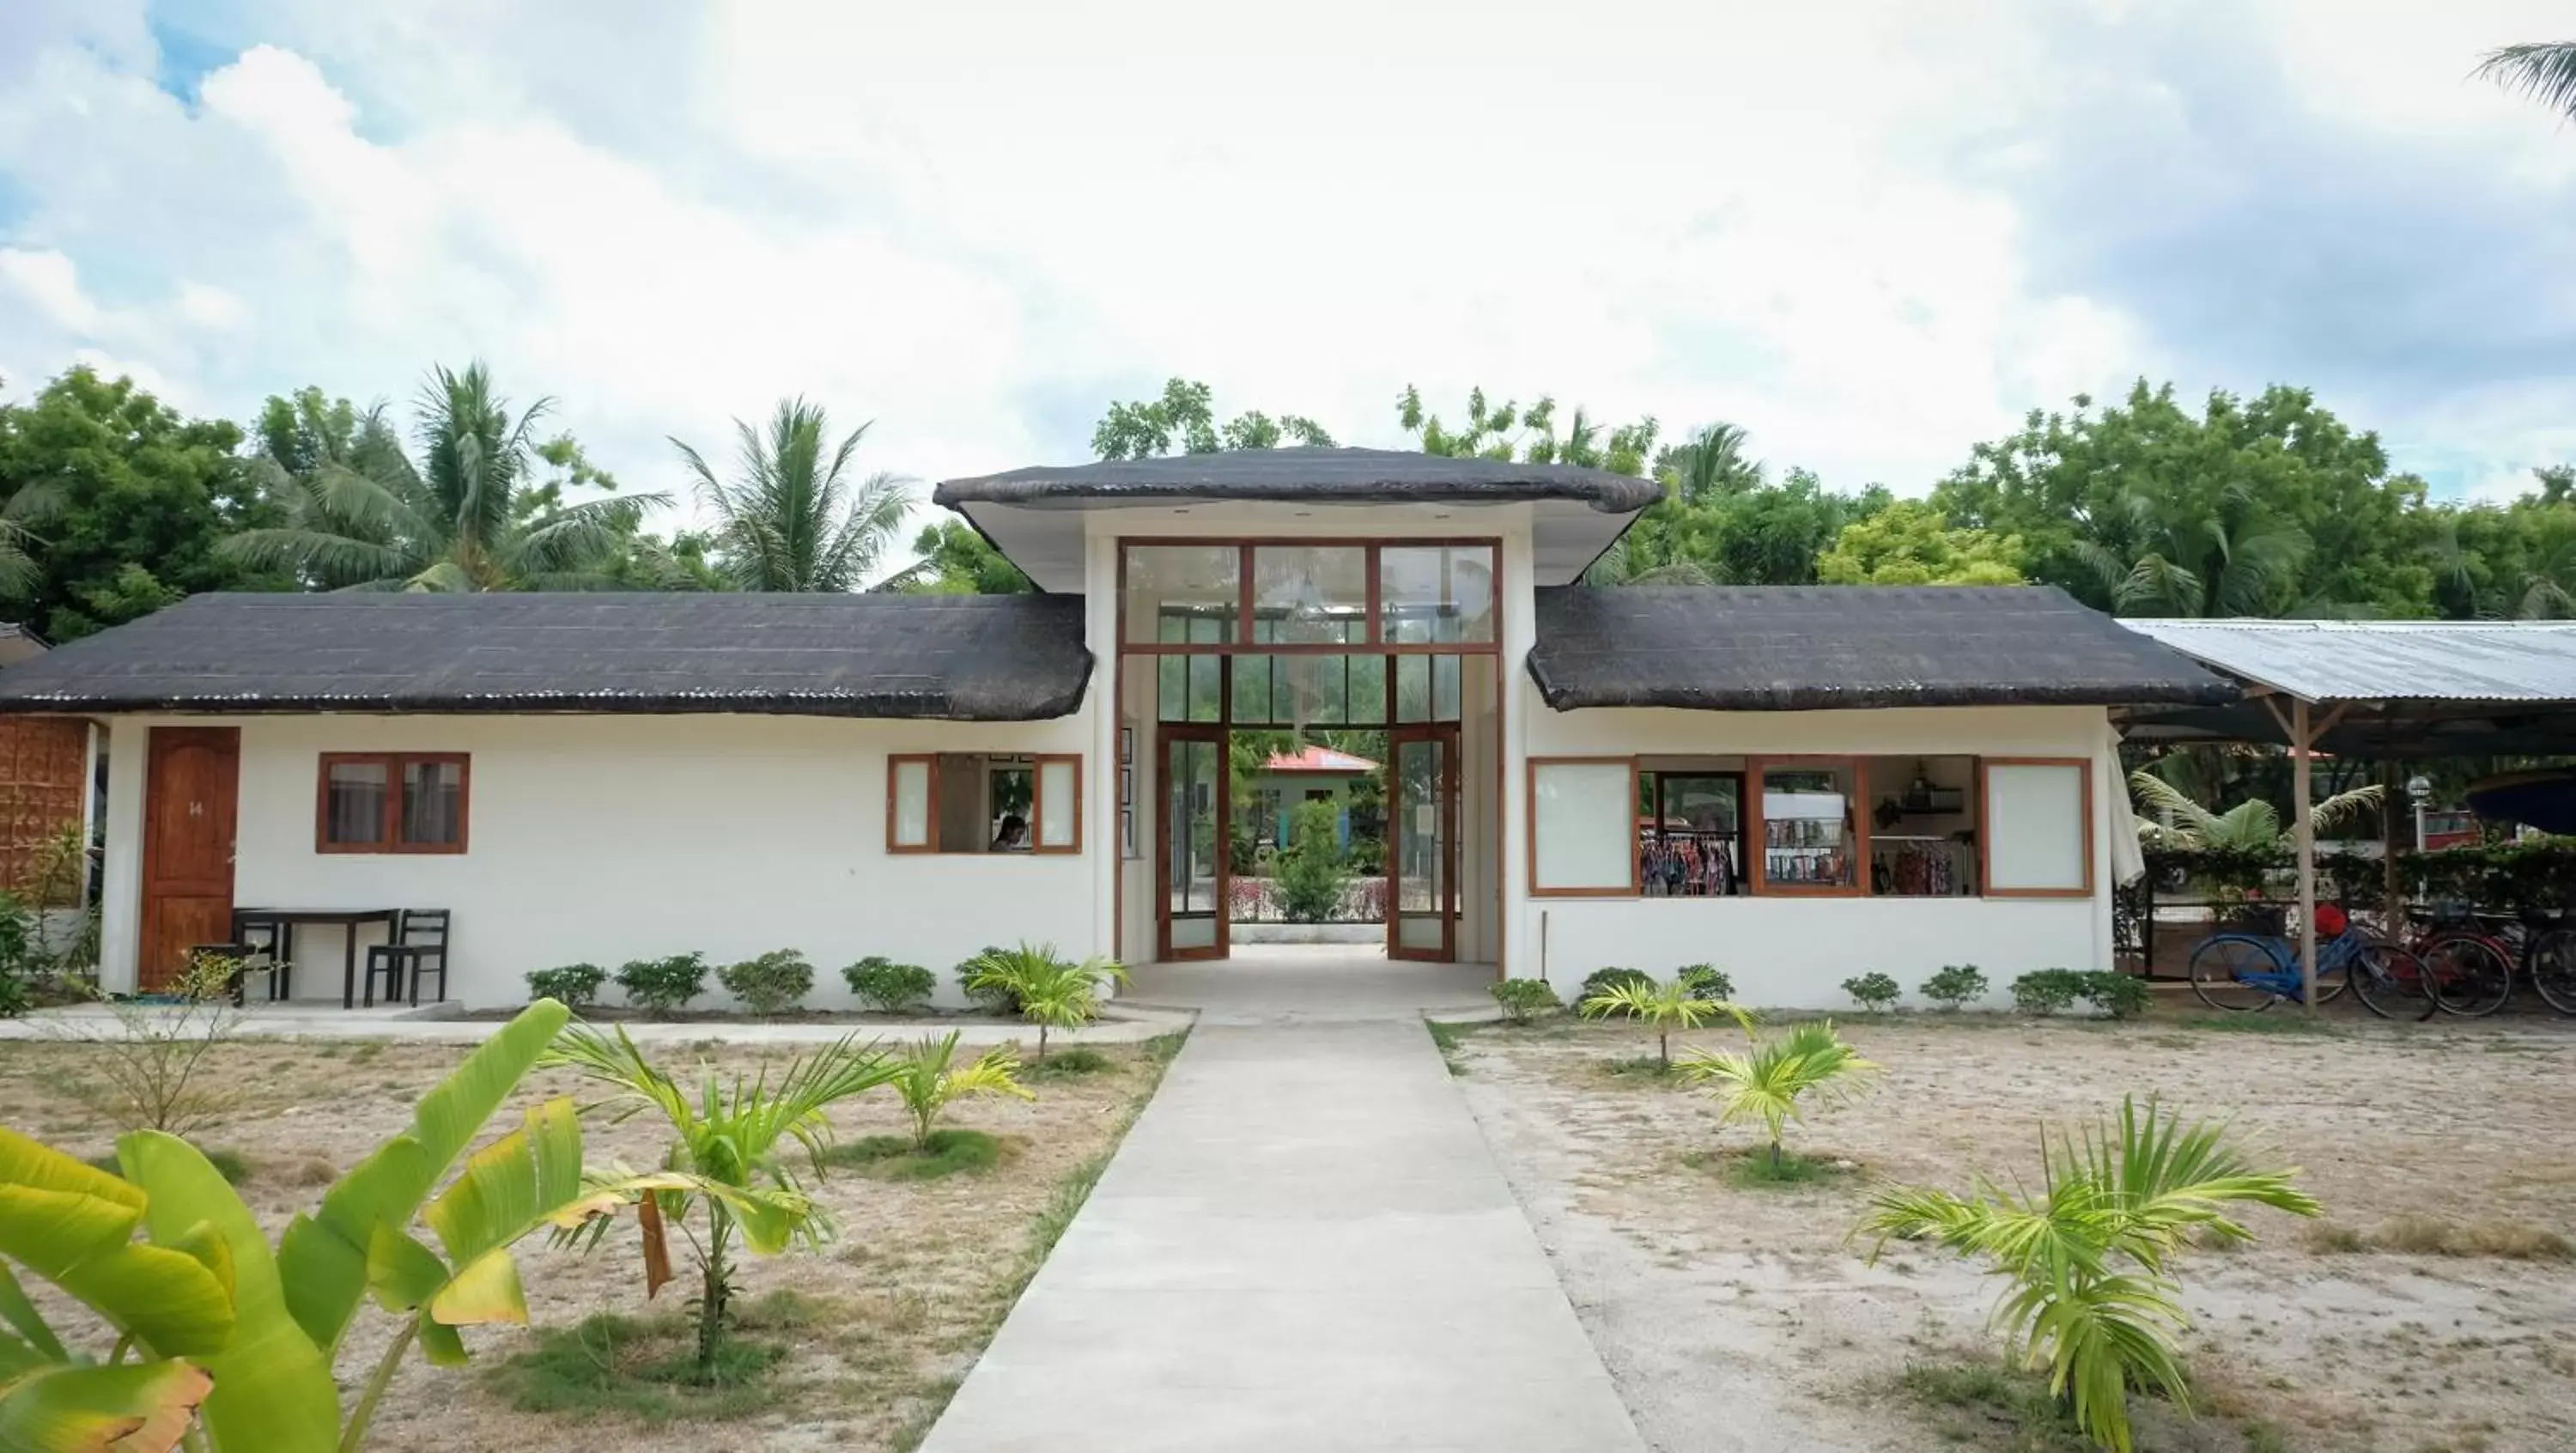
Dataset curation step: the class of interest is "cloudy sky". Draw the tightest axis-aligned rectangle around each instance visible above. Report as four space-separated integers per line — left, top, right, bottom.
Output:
3 0 2573 536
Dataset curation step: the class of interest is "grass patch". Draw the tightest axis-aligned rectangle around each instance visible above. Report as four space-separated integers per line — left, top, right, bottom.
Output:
484 1311 787 1425
87 1147 251 1185
1899 1359 2092 1452
1425 1019 1468 1075
1024 1046 1114 1079
2364 1213 2573 1261
1601 1055 1685 1083
818 1128 1010 1182
347 1040 386 1064
1680 1146 1854 1189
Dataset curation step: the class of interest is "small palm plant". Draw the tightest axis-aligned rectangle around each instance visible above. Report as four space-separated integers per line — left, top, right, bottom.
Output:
545 1025 902 1374
1577 978 1753 1069
890 1030 1033 1149
1680 1019 1875 1174
1858 1096 2320 1453
965 943 1130 1062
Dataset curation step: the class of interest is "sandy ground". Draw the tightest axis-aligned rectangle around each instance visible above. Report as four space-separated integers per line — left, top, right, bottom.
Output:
1451 1008 2576 1453
0 1031 1175 1451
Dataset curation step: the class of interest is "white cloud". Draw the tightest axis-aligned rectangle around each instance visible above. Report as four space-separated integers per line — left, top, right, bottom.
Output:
0 0 2569 532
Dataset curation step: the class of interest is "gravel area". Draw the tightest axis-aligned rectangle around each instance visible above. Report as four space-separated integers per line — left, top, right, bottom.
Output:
1452 1010 2576 1453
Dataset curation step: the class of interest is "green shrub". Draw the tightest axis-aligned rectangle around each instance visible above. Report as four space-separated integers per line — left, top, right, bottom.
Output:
2081 970 2152 1020
1489 977 1561 1024
616 951 709 1017
1578 967 1654 1008
1920 964 1989 1010
957 945 1019 1015
526 963 607 1008
2010 968 2085 1016
1841 971 1901 1013
716 950 813 1016
0 891 33 1018
1275 799 1352 923
844 956 936 1013
1676 964 1734 1002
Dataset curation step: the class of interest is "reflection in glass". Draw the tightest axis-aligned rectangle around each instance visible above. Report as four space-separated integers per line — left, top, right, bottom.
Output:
1167 739 1221 926
326 761 388 844
1252 546 1367 644
1125 545 1239 643
1761 765 1856 888
1380 545 1497 643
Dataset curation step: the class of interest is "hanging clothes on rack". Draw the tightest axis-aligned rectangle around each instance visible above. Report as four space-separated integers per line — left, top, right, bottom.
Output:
1641 828 1738 897
1871 840 1964 897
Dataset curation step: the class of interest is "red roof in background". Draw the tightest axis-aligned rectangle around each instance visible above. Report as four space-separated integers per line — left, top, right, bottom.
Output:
1261 745 1381 775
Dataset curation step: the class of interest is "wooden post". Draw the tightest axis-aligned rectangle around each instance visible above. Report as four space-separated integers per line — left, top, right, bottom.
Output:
2294 697 2318 1012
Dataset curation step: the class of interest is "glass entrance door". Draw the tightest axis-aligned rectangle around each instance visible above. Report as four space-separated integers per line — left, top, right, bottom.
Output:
1159 727 1227 960
1388 724 1457 961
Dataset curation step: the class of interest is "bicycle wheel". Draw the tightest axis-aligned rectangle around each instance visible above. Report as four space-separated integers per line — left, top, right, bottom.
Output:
2348 940 2439 1021
2530 929 2576 1017
2421 933 2514 1017
2189 936 2281 1012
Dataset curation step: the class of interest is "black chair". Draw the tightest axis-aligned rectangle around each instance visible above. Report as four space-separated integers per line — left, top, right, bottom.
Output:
230 914 289 1000
364 909 451 1006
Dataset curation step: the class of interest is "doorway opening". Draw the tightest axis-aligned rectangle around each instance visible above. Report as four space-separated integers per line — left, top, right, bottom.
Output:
1118 540 1500 968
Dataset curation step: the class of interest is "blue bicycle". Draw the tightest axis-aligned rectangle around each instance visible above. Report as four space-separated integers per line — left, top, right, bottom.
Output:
2187 915 2437 1019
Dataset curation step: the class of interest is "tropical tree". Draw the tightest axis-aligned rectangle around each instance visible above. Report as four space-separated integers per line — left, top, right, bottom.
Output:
1814 499 2025 586
963 945 1131 1062
544 1025 902 1372
2065 482 2312 617
1678 1019 1876 1173
1577 977 1753 1068
1397 385 1658 472
882 519 1032 594
222 362 666 591
673 398 912 592
889 1031 1032 1149
0 1000 642 1452
1092 378 1335 459
2477 41 2576 121
1858 1096 2320 1453
2126 770 2385 851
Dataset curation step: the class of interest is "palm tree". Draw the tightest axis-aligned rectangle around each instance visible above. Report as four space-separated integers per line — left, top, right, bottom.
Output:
224 362 665 590
1577 977 1753 1068
889 1031 1033 1148
1860 1096 2319 1453
2127 770 2383 852
673 398 912 592
2477 42 2576 121
2068 482 2309 617
963 944 1129 1061
0 481 64 601
544 1025 902 1372
1678 1019 1876 1174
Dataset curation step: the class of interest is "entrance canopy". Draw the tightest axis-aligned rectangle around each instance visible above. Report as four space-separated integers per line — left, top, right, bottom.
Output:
934 447 1662 590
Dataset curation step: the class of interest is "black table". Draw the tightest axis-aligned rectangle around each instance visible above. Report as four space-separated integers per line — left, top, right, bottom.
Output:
232 908 400 1008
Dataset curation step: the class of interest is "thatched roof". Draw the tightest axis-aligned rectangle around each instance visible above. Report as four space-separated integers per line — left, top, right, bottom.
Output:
0 593 1092 720
1528 586 2237 711
934 447 1663 514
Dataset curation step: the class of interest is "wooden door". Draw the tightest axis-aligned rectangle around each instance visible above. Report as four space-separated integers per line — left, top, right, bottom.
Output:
1388 724 1459 961
1157 726 1229 962
139 727 240 990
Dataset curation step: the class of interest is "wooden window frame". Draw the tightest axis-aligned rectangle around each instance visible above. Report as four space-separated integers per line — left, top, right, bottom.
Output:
1747 756 1869 898
1977 757 2096 899
1118 538 1505 654
1525 755 1642 898
315 752 471 855
1032 754 1084 855
886 754 938 854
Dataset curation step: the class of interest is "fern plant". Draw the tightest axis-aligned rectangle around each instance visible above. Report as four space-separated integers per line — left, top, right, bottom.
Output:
1577 978 1752 1068
1859 1096 2320 1453
1680 1019 1876 1173
890 1030 1033 1148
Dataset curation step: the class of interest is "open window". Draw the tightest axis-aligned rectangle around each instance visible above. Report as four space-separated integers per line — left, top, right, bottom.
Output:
887 753 1081 854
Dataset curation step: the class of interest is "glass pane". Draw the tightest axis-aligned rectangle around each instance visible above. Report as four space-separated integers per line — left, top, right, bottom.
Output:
1394 654 1430 723
1643 774 1741 898
1396 738 1447 948
1232 655 1277 726
1986 763 2087 891
990 767 1034 849
1038 761 1077 848
1281 655 1348 726
1169 739 1220 918
1188 655 1222 722
1532 761 1632 891
1252 546 1367 645
1349 655 1386 725
1433 655 1461 722
1125 545 1238 643
890 760 932 847
1656 775 1741 834
399 760 462 846
1761 764 1856 888
1158 656 1185 722
326 761 387 846
1170 916 1218 950
1380 545 1497 643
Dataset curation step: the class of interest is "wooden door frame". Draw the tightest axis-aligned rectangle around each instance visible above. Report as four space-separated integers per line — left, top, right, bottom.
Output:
1388 721 1460 962
1155 724 1230 962
139 726 240 991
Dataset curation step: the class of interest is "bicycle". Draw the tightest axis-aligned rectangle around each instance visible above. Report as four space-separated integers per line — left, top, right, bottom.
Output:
2411 905 2576 1018
2187 910 2437 1019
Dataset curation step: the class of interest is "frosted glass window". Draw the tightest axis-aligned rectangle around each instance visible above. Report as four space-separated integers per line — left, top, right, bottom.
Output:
1039 759 1079 848
1984 761 2091 895
1532 760 1636 894
890 758 932 849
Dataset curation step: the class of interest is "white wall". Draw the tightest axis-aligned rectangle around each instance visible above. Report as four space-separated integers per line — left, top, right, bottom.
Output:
1517 695 2119 1010
100 712 1100 1009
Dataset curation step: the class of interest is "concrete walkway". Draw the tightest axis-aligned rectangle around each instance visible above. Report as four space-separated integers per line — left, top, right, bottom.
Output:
920 957 1645 1452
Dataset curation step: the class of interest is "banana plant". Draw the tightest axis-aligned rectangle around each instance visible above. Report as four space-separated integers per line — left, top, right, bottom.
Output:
0 999 642 1453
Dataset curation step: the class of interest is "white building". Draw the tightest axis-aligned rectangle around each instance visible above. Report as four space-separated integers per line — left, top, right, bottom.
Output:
0 448 2233 1011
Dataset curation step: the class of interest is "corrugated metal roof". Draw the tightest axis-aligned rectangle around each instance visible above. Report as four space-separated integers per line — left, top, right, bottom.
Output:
2120 618 2576 703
